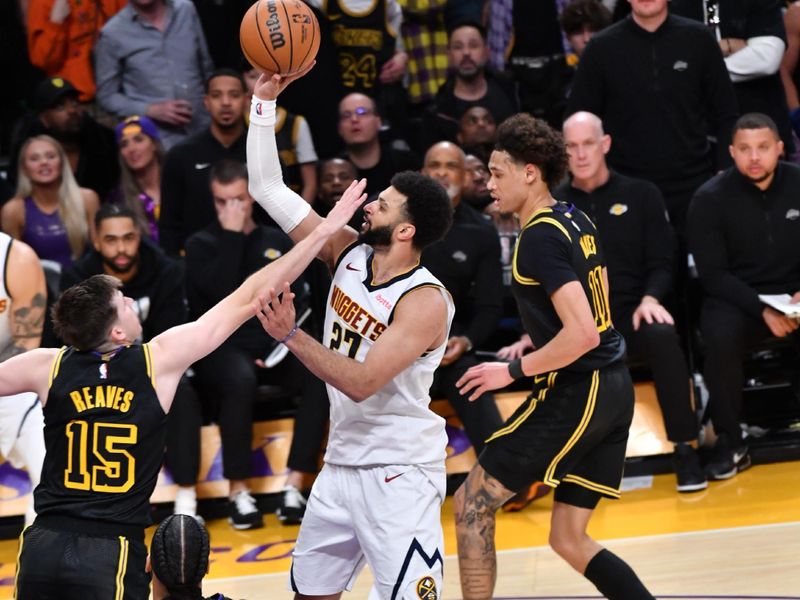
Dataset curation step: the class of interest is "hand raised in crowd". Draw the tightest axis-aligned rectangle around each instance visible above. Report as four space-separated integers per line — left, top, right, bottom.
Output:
146 100 193 126
252 61 316 102
217 198 248 233
632 296 675 331
762 306 800 338
379 51 408 84
496 333 534 361
255 283 297 343
50 0 71 23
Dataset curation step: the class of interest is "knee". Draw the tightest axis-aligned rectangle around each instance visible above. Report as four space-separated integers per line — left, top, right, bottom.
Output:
637 321 679 345
549 527 579 561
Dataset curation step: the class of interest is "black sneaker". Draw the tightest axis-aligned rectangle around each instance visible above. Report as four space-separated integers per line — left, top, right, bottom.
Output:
705 435 752 481
276 485 307 525
672 444 708 493
228 491 264 530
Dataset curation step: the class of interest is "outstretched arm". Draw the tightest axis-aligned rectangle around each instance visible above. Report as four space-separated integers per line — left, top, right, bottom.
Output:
256 283 449 402
147 181 366 408
247 69 358 269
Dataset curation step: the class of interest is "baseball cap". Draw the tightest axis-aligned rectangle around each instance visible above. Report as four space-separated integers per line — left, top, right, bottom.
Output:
33 77 80 111
114 115 162 143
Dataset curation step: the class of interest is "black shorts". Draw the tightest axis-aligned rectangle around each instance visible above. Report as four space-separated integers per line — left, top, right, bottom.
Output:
479 362 634 509
15 521 150 599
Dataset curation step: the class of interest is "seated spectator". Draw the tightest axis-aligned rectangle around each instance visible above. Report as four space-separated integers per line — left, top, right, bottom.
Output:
337 93 420 198
2 135 98 269
315 157 362 230
462 152 492 211
94 0 214 149
159 69 248 256
27 0 125 102
60 204 201 518
426 20 518 145
420 142 504 456
560 0 613 59
456 105 496 162
107 116 165 241
554 112 705 493
688 113 800 481
148 514 232 600
9 77 119 200
185 159 308 530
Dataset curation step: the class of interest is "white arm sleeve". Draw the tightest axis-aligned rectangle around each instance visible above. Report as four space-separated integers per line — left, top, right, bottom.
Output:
247 97 312 234
725 36 786 83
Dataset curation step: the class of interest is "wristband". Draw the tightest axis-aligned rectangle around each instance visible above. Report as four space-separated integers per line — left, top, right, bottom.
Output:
279 323 299 344
250 96 276 127
507 358 525 380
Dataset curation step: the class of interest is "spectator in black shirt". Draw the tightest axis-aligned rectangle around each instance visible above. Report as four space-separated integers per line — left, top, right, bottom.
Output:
425 21 518 146
566 0 739 233
60 204 203 521
337 93 420 199
9 77 120 201
555 111 705 493
688 113 800 481
159 69 249 256
420 141 504 455
457 105 496 163
185 160 302 530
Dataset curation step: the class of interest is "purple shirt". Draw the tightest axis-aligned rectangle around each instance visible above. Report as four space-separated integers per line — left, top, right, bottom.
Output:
22 196 74 269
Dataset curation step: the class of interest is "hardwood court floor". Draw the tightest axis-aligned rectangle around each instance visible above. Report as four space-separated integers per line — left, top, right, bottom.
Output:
0 461 796 599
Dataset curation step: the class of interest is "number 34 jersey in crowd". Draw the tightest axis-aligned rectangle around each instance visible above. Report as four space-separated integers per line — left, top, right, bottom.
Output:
323 242 455 467
35 345 167 527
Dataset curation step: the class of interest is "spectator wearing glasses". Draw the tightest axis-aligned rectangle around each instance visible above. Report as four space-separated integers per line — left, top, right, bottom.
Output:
337 92 420 198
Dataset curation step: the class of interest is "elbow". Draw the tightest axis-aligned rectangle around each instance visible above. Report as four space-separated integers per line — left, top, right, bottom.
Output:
581 327 601 353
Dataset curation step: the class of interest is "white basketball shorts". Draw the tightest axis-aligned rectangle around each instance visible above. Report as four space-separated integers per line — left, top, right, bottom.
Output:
288 462 445 600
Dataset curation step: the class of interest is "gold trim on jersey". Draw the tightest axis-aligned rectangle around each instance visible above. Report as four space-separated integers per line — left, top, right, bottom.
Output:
533 217 572 242
368 257 420 288
335 0 379 18
484 372 557 443
13 525 28 597
543 370 599 487
511 235 540 285
521 206 554 229
562 473 621 498
48 346 68 388
142 344 156 388
275 106 287 134
115 536 129 599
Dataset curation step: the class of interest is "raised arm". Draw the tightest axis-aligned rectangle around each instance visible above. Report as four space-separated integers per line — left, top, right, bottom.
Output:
146 178 366 407
247 70 358 270
256 283 449 402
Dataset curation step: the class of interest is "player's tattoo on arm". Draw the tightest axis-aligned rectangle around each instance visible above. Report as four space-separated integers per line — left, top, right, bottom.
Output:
455 468 514 600
0 293 46 361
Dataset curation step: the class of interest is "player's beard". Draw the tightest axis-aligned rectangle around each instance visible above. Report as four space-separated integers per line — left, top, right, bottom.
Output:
102 253 140 274
358 223 394 248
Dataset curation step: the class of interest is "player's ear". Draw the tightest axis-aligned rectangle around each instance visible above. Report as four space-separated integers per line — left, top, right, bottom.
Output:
396 222 416 243
524 163 539 184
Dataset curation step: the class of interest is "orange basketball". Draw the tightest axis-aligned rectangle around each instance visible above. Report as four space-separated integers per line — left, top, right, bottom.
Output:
240 0 320 76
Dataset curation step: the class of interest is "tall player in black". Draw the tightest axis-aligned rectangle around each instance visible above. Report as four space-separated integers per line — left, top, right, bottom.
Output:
0 113 365 598
454 115 655 600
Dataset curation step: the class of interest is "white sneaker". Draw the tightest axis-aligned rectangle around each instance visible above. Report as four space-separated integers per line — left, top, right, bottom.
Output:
174 487 204 526
228 490 263 530
276 485 307 525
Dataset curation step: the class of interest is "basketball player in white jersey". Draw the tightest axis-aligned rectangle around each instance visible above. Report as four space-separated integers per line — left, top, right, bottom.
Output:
0 233 47 525
247 71 455 600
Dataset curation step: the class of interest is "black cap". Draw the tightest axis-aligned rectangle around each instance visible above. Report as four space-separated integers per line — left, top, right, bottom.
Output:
33 77 79 111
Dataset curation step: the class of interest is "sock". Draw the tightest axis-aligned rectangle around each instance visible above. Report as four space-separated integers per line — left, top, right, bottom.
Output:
174 486 197 515
583 549 655 600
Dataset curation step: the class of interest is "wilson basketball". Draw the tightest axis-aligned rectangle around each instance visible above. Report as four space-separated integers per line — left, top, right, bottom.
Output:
240 0 320 76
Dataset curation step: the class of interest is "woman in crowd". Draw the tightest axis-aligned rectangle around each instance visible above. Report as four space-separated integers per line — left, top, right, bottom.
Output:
1 134 98 269
107 115 165 241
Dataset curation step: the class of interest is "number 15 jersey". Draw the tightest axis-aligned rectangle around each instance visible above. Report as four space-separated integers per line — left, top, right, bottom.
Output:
513 203 626 372
36 345 167 528
323 243 455 467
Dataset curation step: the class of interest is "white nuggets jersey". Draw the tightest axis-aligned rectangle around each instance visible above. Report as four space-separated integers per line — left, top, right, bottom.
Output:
0 233 14 352
323 243 454 467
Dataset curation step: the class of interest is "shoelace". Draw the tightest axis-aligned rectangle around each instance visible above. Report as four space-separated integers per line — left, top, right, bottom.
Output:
234 492 258 515
284 487 307 509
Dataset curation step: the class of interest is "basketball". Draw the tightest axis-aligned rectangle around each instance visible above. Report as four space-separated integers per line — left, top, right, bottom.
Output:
240 0 320 76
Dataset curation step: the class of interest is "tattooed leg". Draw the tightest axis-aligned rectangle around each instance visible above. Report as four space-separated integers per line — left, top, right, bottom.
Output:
454 465 514 600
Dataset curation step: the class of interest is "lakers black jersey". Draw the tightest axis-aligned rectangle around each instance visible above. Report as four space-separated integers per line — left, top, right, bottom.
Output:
35 345 167 528
325 0 395 91
512 202 625 371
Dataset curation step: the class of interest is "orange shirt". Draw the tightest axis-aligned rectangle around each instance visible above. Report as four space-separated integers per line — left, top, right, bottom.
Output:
27 0 127 101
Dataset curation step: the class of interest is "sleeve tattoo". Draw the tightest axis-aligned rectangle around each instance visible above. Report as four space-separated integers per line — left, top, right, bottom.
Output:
0 292 46 361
